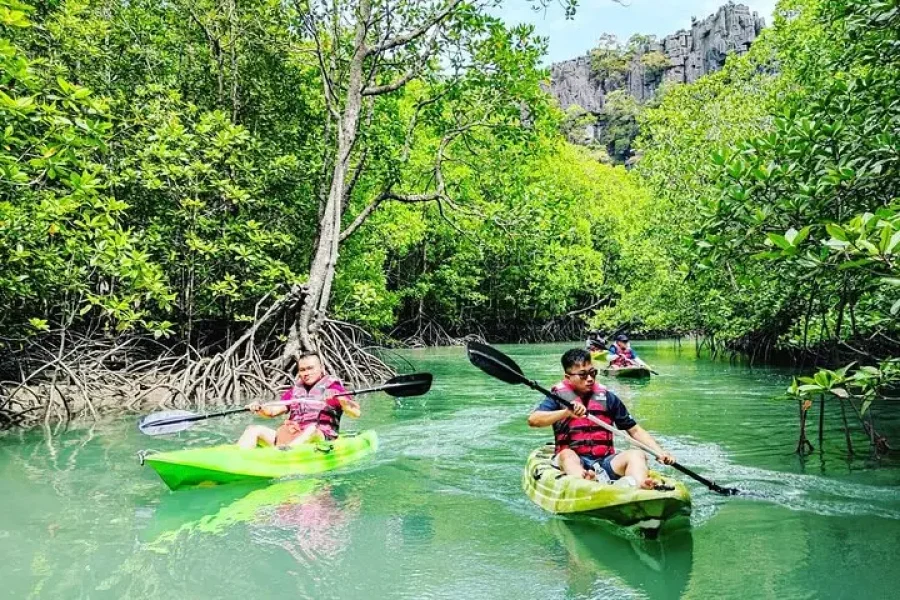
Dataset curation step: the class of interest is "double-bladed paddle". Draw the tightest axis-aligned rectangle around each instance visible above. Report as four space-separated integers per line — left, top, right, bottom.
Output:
465 341 739 496
137 372 433 436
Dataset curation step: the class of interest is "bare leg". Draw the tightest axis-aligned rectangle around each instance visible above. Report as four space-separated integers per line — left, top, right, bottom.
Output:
610 449 654 489
557 448 595 480
237 425 277 449
286 424 326 447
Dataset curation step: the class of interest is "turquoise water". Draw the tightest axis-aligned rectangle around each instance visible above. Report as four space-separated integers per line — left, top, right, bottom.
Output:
1 342 899 599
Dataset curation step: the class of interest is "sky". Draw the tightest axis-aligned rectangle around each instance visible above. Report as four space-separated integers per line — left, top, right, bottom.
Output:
495 0 778 64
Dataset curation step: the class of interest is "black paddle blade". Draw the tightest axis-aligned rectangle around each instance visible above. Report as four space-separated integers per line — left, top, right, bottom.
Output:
466 341 527 385
138 410 200 436
382 373 433 397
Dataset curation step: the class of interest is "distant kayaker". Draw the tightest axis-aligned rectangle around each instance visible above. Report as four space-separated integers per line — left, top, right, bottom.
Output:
607 334 647 368
586 336 606 353
527 348 675 489
237 353 360 449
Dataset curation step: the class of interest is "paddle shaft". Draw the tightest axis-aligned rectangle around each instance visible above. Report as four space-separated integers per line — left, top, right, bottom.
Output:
156 407 248 427
145 386 382 430
528 379 730 493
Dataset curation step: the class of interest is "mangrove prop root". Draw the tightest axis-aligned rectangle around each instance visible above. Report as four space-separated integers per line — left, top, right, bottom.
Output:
0 305 395 431
839 397 854 456
796 399 815 455
818 394 825 449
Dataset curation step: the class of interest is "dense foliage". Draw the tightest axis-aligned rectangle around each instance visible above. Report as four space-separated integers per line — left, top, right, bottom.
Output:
0 0 657 350
602 0 900 365
5 0 899 365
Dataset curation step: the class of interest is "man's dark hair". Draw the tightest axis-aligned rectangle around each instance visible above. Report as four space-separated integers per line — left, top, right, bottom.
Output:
297 352 321 363
562 348 592 371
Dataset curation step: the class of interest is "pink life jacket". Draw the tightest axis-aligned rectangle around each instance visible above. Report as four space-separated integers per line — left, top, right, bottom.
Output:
609 345 636 367
282 375 343 435
551 381 615 459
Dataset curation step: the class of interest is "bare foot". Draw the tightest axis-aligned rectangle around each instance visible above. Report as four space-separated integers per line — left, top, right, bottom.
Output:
640 478 655 490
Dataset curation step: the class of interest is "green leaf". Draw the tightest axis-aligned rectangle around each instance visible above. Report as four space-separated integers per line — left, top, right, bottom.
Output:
860 398 872 416
838 258 874 270
826 223 848 242
767 233 791 250
28 318 49 331
788 226 810 246
887 230 900 254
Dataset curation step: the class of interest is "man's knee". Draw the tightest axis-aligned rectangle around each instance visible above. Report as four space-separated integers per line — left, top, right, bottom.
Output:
613 449 644 469
626 449 647 460
244 425 267 437
623 449 647 464
558 449 579 463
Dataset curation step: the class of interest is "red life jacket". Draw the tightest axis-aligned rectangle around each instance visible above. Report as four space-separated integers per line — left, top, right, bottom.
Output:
283 375 343 435
551 381 615 459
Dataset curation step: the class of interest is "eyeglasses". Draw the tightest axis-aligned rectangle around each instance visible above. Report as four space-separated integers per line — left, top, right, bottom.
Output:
566 368 598 380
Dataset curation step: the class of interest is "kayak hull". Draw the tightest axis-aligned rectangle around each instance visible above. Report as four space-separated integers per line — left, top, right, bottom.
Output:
522 445 691 534
601 366 651 378
145 430 378 491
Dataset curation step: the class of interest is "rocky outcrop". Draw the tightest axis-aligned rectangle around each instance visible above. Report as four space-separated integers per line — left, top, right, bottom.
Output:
550 2 765 114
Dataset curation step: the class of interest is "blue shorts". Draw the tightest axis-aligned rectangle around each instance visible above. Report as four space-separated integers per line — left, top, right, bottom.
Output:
551 452 620 480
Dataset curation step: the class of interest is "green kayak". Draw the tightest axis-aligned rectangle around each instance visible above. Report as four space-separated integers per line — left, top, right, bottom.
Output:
600 366 651 378
144 430 378 490
522 445 691 534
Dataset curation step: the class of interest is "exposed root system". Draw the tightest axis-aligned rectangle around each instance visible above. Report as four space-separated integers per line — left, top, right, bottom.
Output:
0 287 396 431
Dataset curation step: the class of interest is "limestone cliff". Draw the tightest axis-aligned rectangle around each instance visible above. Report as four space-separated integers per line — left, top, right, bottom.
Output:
550 2 765 148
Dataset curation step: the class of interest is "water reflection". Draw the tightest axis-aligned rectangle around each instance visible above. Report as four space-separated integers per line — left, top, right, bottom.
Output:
550 518 694 600
258 481 359 562
145 478 359 562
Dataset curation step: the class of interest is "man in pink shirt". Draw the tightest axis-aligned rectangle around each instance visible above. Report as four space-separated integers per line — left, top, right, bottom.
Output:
237 353 360 449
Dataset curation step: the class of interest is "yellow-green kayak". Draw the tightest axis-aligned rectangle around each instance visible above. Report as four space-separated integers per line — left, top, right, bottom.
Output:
600 366 651 378
522 445 690 534
144 430 378 490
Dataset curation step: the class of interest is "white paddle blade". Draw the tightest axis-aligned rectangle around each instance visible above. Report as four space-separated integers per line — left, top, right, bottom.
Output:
138 410 199 436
